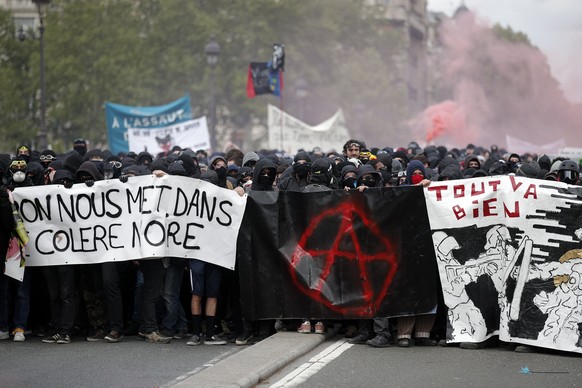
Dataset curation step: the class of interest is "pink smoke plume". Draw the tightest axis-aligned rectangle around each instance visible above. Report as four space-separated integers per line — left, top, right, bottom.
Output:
412 11 582 151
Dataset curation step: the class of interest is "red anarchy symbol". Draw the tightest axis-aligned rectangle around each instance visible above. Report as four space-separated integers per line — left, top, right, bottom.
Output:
290 200 398 316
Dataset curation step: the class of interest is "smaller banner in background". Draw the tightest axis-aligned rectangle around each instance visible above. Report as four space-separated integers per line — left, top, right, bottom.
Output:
128 117 210 155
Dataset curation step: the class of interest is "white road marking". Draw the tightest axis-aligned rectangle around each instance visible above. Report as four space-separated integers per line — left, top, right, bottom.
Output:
160 347 240 388
269 338 353 387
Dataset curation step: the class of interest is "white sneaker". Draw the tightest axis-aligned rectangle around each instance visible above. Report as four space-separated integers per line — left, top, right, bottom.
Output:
297 321 311 334
13 331 25 342
0 330 9 340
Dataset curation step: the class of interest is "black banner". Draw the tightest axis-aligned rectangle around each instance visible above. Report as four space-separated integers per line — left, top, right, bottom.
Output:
238 187 439 320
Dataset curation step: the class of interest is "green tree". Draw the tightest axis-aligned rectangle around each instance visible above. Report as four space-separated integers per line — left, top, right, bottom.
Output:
0 9 37 151
0 0 414 153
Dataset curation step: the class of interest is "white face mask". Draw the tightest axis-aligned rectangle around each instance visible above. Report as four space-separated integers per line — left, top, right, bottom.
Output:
12 171 26 183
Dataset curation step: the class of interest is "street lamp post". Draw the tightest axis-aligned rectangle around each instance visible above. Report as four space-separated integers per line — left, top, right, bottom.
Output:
205 35 220 151
37 0 48 150
27 0 51 150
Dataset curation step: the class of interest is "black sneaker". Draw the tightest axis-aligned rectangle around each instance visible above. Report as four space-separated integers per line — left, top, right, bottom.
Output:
204 335 226 345
414 337 437 346
173 327 188 339
235 330 254 346
347 332 373 345
87 329 106 342
42 333 60 344
186 334 201 346
367 334 391 348
159 328 173 338
104 331 124 343
57 334 71 344
398 338 411 347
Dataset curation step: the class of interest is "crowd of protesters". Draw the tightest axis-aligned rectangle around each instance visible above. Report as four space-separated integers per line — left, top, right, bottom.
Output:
0 137 580 351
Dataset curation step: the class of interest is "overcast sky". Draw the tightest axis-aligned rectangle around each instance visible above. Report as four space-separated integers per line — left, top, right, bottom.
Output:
427 0 582 103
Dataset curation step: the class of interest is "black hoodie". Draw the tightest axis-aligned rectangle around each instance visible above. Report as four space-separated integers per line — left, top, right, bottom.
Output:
63 151 84 175
251 157 277 191
357 165 383 188
76 161 104 182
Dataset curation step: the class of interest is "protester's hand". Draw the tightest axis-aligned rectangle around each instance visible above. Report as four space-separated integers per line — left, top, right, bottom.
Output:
234 186 245 197
84 180 94 187
357 185 367 192
416 179 431 188
64 181 73 189
119 175 129 183
6 189 14 204
153 170 167 178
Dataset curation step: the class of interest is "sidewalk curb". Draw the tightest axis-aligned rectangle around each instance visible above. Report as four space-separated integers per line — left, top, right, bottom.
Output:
173 329 336 388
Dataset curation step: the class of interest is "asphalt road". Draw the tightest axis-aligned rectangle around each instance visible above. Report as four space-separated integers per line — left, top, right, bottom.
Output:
261 338 582 388
0 334 241 388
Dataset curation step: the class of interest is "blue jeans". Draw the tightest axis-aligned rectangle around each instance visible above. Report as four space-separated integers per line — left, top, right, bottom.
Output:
0 269 32 331
160 258 188 333
132 268 144 322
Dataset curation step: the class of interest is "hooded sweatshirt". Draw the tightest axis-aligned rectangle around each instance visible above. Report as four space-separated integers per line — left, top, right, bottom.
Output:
357 165 383 188
76 161 104 182
405 160 426 186
251 157 277 191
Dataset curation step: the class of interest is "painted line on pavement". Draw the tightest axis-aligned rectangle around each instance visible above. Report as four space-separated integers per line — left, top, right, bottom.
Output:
269 338 353 387
160 346 241 388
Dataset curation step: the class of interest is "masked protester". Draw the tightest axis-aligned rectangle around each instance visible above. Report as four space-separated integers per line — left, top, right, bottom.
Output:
0 159 33 342
7 159 33 189
303 158 334 192
209 155 234 189
340 165 358 190
557 160 580 185
42 166 79 344
234 157 278 346
356 165 383 192
251 158 277 191
39 150 57 171
73 138 88 157
103 160 122 180
278 152 311 191
404 160 431 188
395 159 437 347
16 145 30 164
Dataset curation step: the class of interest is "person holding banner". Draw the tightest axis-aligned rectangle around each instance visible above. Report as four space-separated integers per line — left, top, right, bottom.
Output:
396 160 437 347
40 165 80 344
278 152 311 191
0 159 34 342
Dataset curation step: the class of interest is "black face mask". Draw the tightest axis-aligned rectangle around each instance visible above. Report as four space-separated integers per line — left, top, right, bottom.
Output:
362 178 376 187
215 166 227 179
342 176 357 188
293 163 310 178
258 175 274 186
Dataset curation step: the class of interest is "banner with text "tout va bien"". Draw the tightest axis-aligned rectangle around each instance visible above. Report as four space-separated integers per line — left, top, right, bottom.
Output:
12 175 247 270
425 176 582 354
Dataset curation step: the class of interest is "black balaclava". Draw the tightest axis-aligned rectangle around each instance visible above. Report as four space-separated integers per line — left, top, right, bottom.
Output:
73 138 88 157
292 151 312 179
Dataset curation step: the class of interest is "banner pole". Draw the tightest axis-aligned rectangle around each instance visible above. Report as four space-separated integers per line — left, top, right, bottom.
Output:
279 84 284 152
